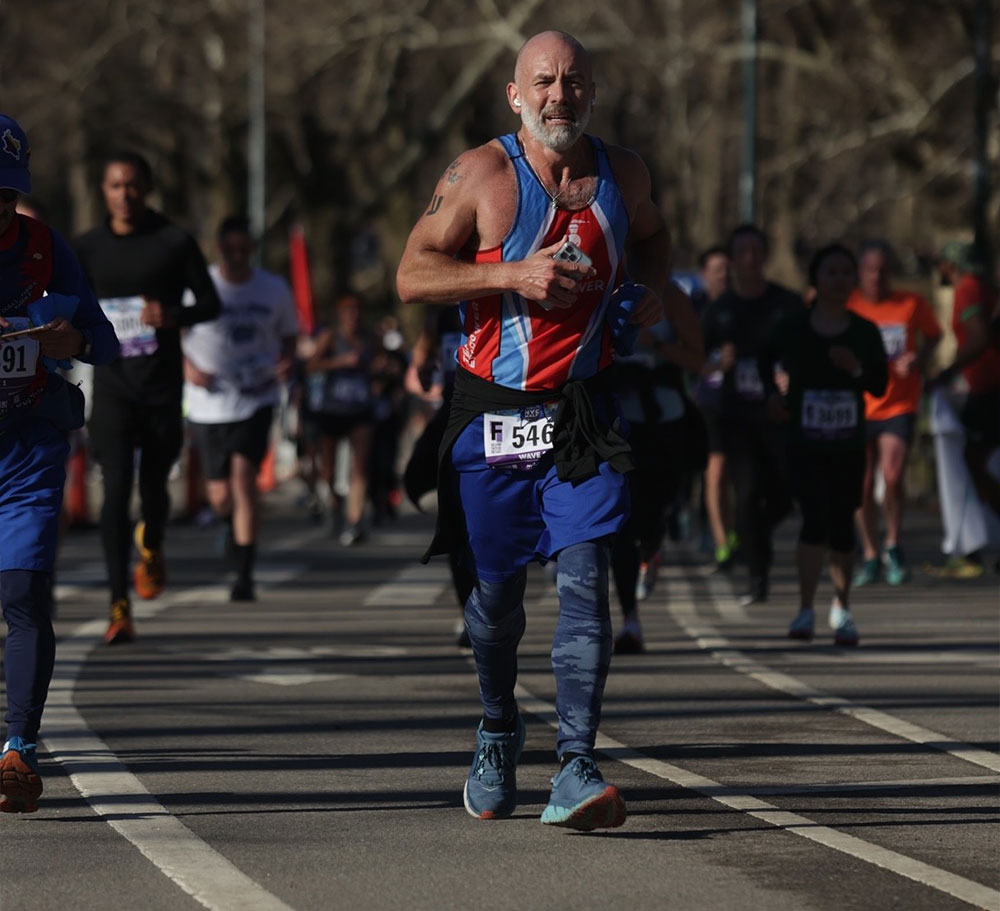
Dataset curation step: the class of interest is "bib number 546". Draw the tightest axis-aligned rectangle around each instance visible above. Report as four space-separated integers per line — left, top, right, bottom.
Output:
511 420 553 449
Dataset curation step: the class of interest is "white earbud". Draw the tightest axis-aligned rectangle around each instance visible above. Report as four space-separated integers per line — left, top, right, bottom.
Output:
514 99 521 107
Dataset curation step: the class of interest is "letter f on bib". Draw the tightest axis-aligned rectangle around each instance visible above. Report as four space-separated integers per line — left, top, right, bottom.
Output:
490 421 503 442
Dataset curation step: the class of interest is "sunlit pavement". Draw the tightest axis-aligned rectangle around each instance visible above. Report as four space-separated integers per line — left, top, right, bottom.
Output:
2 492 997 911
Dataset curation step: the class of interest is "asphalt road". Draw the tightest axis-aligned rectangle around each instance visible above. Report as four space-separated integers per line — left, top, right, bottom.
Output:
1 493 997 911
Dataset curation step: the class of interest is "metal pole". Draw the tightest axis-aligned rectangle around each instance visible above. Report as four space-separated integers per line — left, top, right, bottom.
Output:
971 0 992 269
740 0 758 224
248 0 266 258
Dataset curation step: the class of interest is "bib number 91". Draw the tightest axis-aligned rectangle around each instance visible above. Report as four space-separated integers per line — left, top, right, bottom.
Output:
1 344 28 374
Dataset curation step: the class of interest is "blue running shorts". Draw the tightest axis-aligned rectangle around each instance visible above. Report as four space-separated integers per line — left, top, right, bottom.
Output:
0 418 69 572
451 415 628 582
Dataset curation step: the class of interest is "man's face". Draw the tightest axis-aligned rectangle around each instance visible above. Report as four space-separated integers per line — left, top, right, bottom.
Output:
512 37 594 152
0 188 19 235
218 230 254 276
101 162 149 224
859 250 890 300
730 233 766 286
701 253 729 300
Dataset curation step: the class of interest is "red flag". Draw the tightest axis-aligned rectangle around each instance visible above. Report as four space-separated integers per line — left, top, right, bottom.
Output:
289 223 315 335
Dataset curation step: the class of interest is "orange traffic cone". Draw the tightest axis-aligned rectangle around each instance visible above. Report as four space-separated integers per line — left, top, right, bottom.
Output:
257 445 277 493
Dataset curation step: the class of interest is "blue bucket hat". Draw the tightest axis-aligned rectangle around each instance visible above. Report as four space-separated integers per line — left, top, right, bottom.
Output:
0 114 31 194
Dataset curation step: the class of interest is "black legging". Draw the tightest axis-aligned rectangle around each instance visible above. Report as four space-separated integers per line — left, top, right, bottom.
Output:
722 418 792 585
611 423 679 618
89 395 184 602
793 446 866 552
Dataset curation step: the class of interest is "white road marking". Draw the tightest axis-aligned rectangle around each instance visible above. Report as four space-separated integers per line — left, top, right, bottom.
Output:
40 525 328 911
44 601 295 911
665 586 1000 775
203 645 407 661
362 563 451 606
718 775 1000 797
236 672 353 687
254 563 309 586
517 563 999 908
515 684 1000 911
702 568 750 621
761 649 999 668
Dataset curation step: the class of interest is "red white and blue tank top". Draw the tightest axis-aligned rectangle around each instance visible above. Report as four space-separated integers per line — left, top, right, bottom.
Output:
457 134 630 392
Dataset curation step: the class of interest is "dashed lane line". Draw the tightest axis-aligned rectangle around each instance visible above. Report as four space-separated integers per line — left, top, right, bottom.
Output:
515 683 1000 911
44 603 295 911
663 570 1000 775
516 566 999 909
362 562 451 606
40 525 329 911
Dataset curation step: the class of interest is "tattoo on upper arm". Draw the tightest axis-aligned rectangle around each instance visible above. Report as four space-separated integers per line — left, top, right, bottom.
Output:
425 160 463 216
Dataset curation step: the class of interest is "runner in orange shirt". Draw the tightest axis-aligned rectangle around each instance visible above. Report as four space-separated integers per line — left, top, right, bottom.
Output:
934 242 1000 517
847 241 942 586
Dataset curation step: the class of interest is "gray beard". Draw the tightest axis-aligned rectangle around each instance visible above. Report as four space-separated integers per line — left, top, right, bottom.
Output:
521 104 590 152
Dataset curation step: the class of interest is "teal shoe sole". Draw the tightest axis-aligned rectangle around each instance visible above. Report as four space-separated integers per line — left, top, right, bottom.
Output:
541 785 626 831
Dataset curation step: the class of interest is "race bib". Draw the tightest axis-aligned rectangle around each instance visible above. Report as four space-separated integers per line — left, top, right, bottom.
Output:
879 324 907 361
0 317 42 415
331 374 369 405
0 318 40 379
101 296 158 358
735 357 764 400
801 389 858 440
484 402 558 470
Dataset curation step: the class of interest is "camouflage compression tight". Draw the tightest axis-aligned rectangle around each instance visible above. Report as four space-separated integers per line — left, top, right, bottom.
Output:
464 542 612 758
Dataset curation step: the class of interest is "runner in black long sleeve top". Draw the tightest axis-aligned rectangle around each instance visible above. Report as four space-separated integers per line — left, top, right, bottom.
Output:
75 208 221 405
74 152 221 644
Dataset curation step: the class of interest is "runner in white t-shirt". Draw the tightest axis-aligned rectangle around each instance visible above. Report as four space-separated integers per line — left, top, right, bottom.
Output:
183 216 299 600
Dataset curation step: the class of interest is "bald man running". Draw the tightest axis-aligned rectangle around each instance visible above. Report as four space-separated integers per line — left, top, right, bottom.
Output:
398 31 675 831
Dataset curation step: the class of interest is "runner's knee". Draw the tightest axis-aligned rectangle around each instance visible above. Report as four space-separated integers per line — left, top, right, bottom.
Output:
0 570 55 630
556 542 611 622
465 569 527 642
828 513 856 553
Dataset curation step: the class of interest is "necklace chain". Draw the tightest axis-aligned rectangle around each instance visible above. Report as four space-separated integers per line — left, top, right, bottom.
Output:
522 148 565 204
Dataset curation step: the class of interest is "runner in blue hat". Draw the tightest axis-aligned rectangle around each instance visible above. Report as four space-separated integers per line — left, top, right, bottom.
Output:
0 113 120 812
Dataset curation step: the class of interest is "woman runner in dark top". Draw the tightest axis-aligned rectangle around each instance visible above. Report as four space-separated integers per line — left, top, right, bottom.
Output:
305 293 375 545
759 244 888 646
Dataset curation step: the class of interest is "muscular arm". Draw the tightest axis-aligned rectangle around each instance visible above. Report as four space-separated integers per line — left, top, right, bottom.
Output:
396 146 592 307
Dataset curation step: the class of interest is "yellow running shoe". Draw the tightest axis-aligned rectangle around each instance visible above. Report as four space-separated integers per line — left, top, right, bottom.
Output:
133 520 166 599
105 598 136 645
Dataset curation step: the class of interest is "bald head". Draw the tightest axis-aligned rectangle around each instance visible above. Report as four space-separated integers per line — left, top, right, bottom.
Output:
514 31 591 85
508 31 595 153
